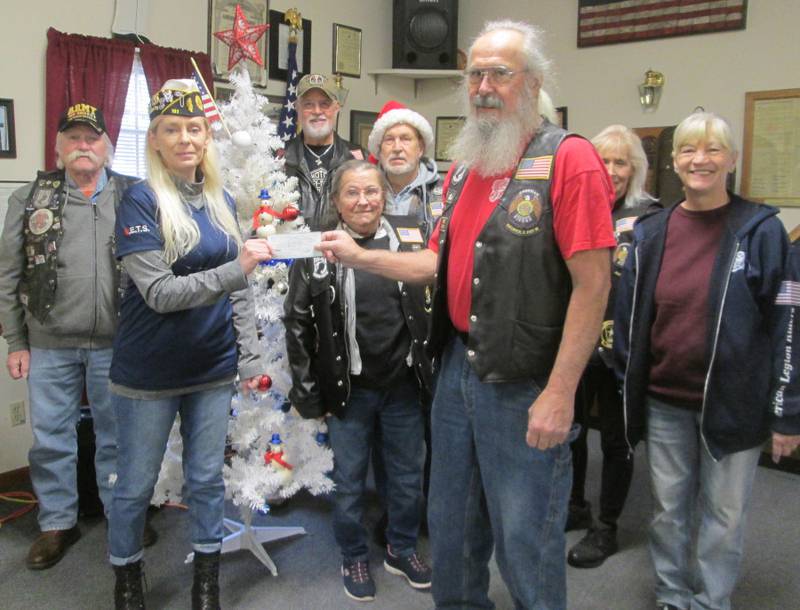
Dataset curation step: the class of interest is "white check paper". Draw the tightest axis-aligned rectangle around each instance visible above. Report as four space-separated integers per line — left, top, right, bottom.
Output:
268 232 322 259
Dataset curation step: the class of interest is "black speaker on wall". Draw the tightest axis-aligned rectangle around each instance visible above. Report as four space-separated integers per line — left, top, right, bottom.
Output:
393 0 459 70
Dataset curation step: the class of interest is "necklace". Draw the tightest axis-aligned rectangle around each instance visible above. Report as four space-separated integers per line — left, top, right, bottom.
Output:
304 143 334 167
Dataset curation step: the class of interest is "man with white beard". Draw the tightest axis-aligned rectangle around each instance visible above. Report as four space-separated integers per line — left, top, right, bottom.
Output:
283 74 365 230
0 103 156 570
317 20 616 608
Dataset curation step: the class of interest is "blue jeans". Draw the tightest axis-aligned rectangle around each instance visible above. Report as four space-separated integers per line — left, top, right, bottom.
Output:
28 347 115 531
108 384 234 565
428 337 575 610
326 374 425 561
646 397 761 610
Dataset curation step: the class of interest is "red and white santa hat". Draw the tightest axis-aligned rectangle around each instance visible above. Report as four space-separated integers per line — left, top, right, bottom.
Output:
367 100 435 160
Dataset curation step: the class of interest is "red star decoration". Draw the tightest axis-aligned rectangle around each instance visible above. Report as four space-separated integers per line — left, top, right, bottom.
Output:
213 4 269 70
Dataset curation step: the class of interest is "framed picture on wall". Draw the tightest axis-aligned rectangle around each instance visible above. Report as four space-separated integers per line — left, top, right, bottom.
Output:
435 116 465 162
332 23 362 78
268 9 312 82
0 99 16 159
350 110 378 152
214 85 283 121
555 106 568 130
207 0 270 87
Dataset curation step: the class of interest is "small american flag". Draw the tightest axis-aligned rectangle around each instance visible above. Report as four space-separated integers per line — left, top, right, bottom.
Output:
578 0 748 48
191 66 220 123
776 281 800 306
515 156 553 180
277 41 300 143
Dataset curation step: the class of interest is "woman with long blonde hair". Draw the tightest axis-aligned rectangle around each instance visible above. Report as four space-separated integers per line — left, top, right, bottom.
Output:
107 79 272 610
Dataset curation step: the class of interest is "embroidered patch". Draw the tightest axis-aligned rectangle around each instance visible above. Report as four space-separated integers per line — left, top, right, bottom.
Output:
312 257 328 280
429 200 444 218
515 156 553 180
489 177 510 202
615 216 637 234
731 250 746 273
600 320 614 349
28 209 54 235
451 164 467 186
397 227 423 243
504 190 542 236
32 188 54 209
776 280 800 306
613 242 631 270
123 225 150 236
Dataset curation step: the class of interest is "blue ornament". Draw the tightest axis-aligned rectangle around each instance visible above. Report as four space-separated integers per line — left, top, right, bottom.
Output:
280 400 292 413
259 188 271 201
270 433 283 445
316 431 329 445
257 503 271 515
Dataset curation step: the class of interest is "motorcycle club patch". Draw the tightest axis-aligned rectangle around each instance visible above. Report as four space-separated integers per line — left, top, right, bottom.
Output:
504 189 542 236
28 209 54 235
613 242 631 274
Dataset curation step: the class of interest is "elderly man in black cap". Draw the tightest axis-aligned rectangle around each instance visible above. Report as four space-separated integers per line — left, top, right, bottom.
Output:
0 102 153 569
283 73 365 230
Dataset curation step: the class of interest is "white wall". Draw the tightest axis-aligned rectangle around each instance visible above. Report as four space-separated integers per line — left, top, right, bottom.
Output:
0 1 798 471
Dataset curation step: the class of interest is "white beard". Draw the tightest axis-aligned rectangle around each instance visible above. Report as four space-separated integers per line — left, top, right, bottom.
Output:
449 93 540 177
301 118 333 141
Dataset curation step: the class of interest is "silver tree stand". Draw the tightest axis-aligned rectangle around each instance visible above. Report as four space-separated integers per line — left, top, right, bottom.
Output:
185 505 306 576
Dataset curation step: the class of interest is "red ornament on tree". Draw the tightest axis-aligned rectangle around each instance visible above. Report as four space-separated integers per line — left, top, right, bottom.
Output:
213 4 270 70
258 374 272 392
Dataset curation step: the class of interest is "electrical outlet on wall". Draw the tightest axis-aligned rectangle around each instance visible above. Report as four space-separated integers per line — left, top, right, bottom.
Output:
9 401 26 426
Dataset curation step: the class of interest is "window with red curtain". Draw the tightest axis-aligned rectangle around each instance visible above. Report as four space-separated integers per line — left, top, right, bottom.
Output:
45 28 214 170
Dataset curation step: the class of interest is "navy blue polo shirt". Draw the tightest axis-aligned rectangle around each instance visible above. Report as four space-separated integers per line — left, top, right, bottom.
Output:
110 182 238 391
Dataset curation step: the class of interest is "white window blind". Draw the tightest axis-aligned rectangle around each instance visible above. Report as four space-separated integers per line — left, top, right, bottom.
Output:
112 51 150 178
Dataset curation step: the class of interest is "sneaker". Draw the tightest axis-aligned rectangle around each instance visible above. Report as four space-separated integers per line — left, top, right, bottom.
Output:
565 501 593 532
342 559 375 602
567 527 618 568
383 545 431 590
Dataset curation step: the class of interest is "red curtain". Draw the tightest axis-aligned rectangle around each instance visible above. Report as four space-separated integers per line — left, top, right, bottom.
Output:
45 28 135 170
139 44 214 97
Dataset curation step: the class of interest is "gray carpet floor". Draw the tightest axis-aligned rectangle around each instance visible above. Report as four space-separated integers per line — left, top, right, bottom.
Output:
1 433 798 609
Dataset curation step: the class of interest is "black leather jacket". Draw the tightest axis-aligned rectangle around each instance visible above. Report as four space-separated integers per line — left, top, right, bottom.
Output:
428 122 578 384
283 217 433 419
283 133 366 230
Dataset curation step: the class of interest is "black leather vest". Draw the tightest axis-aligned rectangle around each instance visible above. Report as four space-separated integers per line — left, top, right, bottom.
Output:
428 120 575 383
19 169 136 323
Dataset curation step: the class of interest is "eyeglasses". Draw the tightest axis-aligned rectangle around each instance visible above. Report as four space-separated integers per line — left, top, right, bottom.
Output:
464 66 528 85
340 187 383 203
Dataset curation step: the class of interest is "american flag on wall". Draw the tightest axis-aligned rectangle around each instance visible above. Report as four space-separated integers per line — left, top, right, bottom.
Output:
577 0 748 48
277 41 300 143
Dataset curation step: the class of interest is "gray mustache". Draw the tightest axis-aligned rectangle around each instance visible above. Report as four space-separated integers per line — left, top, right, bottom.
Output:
471 95 503 109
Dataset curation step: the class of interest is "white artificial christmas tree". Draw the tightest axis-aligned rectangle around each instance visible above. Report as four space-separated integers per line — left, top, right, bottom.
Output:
151 67 334 574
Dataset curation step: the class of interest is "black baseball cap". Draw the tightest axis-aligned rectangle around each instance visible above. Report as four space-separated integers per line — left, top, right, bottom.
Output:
58 103 107 134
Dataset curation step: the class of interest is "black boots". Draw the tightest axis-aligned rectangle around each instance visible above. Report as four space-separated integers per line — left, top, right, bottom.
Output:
192 551 221 610
113 561 145 610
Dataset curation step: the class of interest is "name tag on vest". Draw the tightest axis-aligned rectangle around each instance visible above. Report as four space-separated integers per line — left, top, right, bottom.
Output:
397 227 423 243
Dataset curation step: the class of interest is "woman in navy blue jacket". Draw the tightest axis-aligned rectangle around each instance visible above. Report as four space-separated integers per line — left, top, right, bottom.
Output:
614 111 800 610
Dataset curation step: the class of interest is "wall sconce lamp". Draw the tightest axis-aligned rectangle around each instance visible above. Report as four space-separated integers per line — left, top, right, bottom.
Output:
332 73 349 107
638 69 664 111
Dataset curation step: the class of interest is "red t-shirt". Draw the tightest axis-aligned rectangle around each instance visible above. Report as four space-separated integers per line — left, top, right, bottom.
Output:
429 137 615 332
